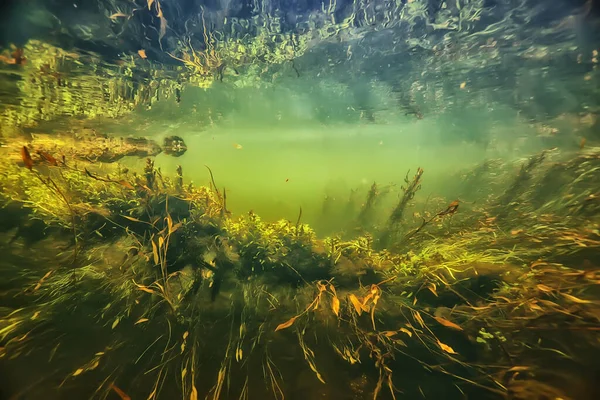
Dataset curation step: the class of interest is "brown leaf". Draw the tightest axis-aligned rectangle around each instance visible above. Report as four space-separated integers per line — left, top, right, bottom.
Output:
434 317 463 331
275 316 297 332
437 340 458 354
110 384 132 400
37 151 58 166
21 146 33 170
332 296 340 316
118 180 135 190
159 16 167 42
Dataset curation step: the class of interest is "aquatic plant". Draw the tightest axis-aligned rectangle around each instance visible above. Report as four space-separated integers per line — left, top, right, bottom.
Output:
377 167 423 249
1 140 599 399
0 40 186 134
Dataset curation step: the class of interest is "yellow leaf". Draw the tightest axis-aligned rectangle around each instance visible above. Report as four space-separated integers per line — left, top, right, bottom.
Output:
561 292 592 304
183 331 189 340
428 283 438 297
33 270 53 291
109 13 128 20
73 368 84 376
275 316 297 331
122 215 144 223
137 286 156 295
112 317 120 329
413 311 426 328
383 331 397 337
460 81 466 89
158 236 164 249
31 311 41 320
167 214 173 233
507 366 530 373
171 222 182 233
151 240 159 264
190 384 198 400
135 318 149 325
399 328 413 337
434 317 463 331
348 294 364 316
332 296 340 317
329 284 337 296
138 49 147 59
536 284 554 293
437 340 458 354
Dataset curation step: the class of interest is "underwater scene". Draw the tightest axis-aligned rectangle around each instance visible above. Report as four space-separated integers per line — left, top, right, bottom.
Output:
1 0 600 399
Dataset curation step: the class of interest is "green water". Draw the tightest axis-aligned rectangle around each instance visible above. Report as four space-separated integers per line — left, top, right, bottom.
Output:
1 1 600 399
111 82 550 230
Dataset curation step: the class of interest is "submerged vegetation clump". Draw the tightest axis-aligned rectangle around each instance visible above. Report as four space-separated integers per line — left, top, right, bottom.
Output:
1 135 599 399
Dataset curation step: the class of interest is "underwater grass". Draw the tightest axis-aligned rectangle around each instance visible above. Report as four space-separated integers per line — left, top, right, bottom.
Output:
0 144 599 399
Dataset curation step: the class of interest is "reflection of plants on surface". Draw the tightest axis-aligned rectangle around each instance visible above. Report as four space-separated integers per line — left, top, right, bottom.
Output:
168 9 223 79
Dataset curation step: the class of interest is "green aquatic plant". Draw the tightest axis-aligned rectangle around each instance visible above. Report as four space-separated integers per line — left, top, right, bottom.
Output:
378 167 423 250
1 143 600 400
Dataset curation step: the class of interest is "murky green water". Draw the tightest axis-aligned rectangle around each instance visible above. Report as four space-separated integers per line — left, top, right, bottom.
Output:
1 1 599 399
